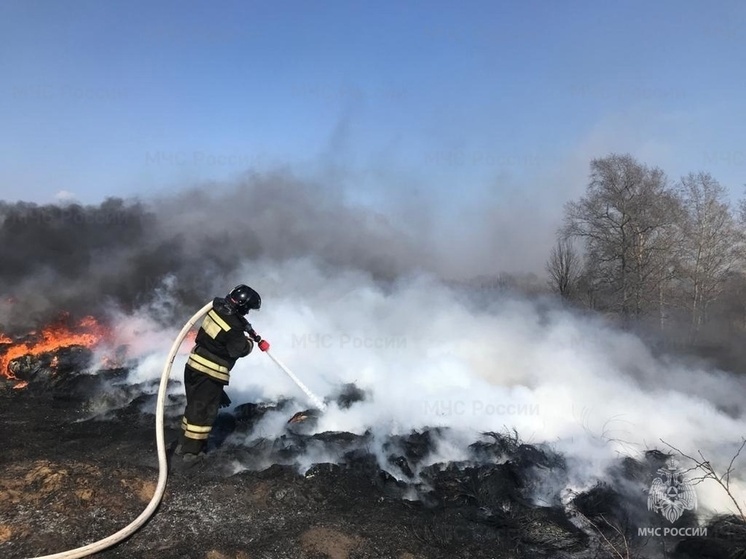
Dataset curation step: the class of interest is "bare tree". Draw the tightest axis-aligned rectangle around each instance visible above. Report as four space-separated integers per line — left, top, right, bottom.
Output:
676 172 742 339
546 238 581 298
563 154 680 320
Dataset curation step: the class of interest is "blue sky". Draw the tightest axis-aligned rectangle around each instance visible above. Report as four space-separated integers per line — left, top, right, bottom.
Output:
1 1 745 235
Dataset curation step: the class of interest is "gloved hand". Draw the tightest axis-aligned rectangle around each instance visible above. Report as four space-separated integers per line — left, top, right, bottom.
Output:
245 323 269 351
219 390 232 408
245 324 260 342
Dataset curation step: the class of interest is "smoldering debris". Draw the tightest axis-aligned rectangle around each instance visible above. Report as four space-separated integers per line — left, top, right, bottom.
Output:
4 353 746 559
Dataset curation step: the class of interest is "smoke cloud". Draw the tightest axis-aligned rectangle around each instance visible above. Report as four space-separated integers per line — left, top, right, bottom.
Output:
3 170 746 522
117 257 746 518
229 260 746 515
0 171 436 331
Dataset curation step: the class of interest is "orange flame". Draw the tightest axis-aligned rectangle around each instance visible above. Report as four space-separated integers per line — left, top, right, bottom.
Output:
0 316 108 386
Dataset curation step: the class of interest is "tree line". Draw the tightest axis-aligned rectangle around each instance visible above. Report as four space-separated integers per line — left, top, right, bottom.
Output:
547 153 746 365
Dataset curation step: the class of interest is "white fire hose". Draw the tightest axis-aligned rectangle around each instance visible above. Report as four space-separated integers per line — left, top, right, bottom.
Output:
28 301 325 558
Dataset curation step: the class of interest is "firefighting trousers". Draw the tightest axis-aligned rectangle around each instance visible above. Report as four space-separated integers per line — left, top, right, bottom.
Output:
179 364 225 454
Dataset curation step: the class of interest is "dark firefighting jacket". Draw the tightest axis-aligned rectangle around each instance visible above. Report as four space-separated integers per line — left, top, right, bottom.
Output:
186 297 253 384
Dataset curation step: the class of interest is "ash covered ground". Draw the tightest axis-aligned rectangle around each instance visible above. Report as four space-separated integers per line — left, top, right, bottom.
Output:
2 348 745 559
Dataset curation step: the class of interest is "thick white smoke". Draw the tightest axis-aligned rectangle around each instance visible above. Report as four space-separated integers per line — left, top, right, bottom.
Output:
112 258 746 518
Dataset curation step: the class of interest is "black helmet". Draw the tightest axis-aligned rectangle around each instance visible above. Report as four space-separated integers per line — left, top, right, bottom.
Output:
226 284 261 314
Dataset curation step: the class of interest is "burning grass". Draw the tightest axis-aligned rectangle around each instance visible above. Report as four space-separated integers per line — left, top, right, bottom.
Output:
0 314 109 388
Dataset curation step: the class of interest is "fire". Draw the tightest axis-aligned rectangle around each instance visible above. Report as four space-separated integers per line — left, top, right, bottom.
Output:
183 329 197 350
0 316 109 386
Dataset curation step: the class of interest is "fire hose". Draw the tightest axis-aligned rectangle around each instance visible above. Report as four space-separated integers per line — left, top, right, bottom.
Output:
28 301 325 559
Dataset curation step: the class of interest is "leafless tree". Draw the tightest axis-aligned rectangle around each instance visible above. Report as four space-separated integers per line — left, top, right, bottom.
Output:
675 173 743 339
563 154 680 321
546 238 582 298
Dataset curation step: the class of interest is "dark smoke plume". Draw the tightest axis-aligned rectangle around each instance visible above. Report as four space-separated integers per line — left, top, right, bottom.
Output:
0 172 431 331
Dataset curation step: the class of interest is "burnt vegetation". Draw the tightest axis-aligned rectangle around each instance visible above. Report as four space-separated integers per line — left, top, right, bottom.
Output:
3 157 746 557
0 360 604 557
1 346 745 558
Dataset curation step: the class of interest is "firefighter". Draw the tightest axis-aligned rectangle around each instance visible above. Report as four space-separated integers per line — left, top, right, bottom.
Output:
175 284 269 463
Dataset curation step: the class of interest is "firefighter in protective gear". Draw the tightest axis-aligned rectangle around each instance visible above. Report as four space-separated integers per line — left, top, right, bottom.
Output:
176 284 268 461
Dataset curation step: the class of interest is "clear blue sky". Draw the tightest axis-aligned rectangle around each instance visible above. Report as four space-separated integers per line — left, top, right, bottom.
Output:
1 0 744 213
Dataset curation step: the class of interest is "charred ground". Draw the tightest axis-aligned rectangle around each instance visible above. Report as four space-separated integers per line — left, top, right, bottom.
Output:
1 349 744 559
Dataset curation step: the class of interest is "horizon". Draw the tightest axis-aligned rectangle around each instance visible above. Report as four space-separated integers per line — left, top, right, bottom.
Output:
2 1 745 277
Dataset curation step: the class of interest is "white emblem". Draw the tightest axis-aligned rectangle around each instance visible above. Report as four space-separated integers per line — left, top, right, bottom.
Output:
647 458 697 523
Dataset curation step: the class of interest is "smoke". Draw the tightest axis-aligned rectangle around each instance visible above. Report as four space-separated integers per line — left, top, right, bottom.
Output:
105 256 746 519
4 170 746 521
0 171 435 331
214 259 746 517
